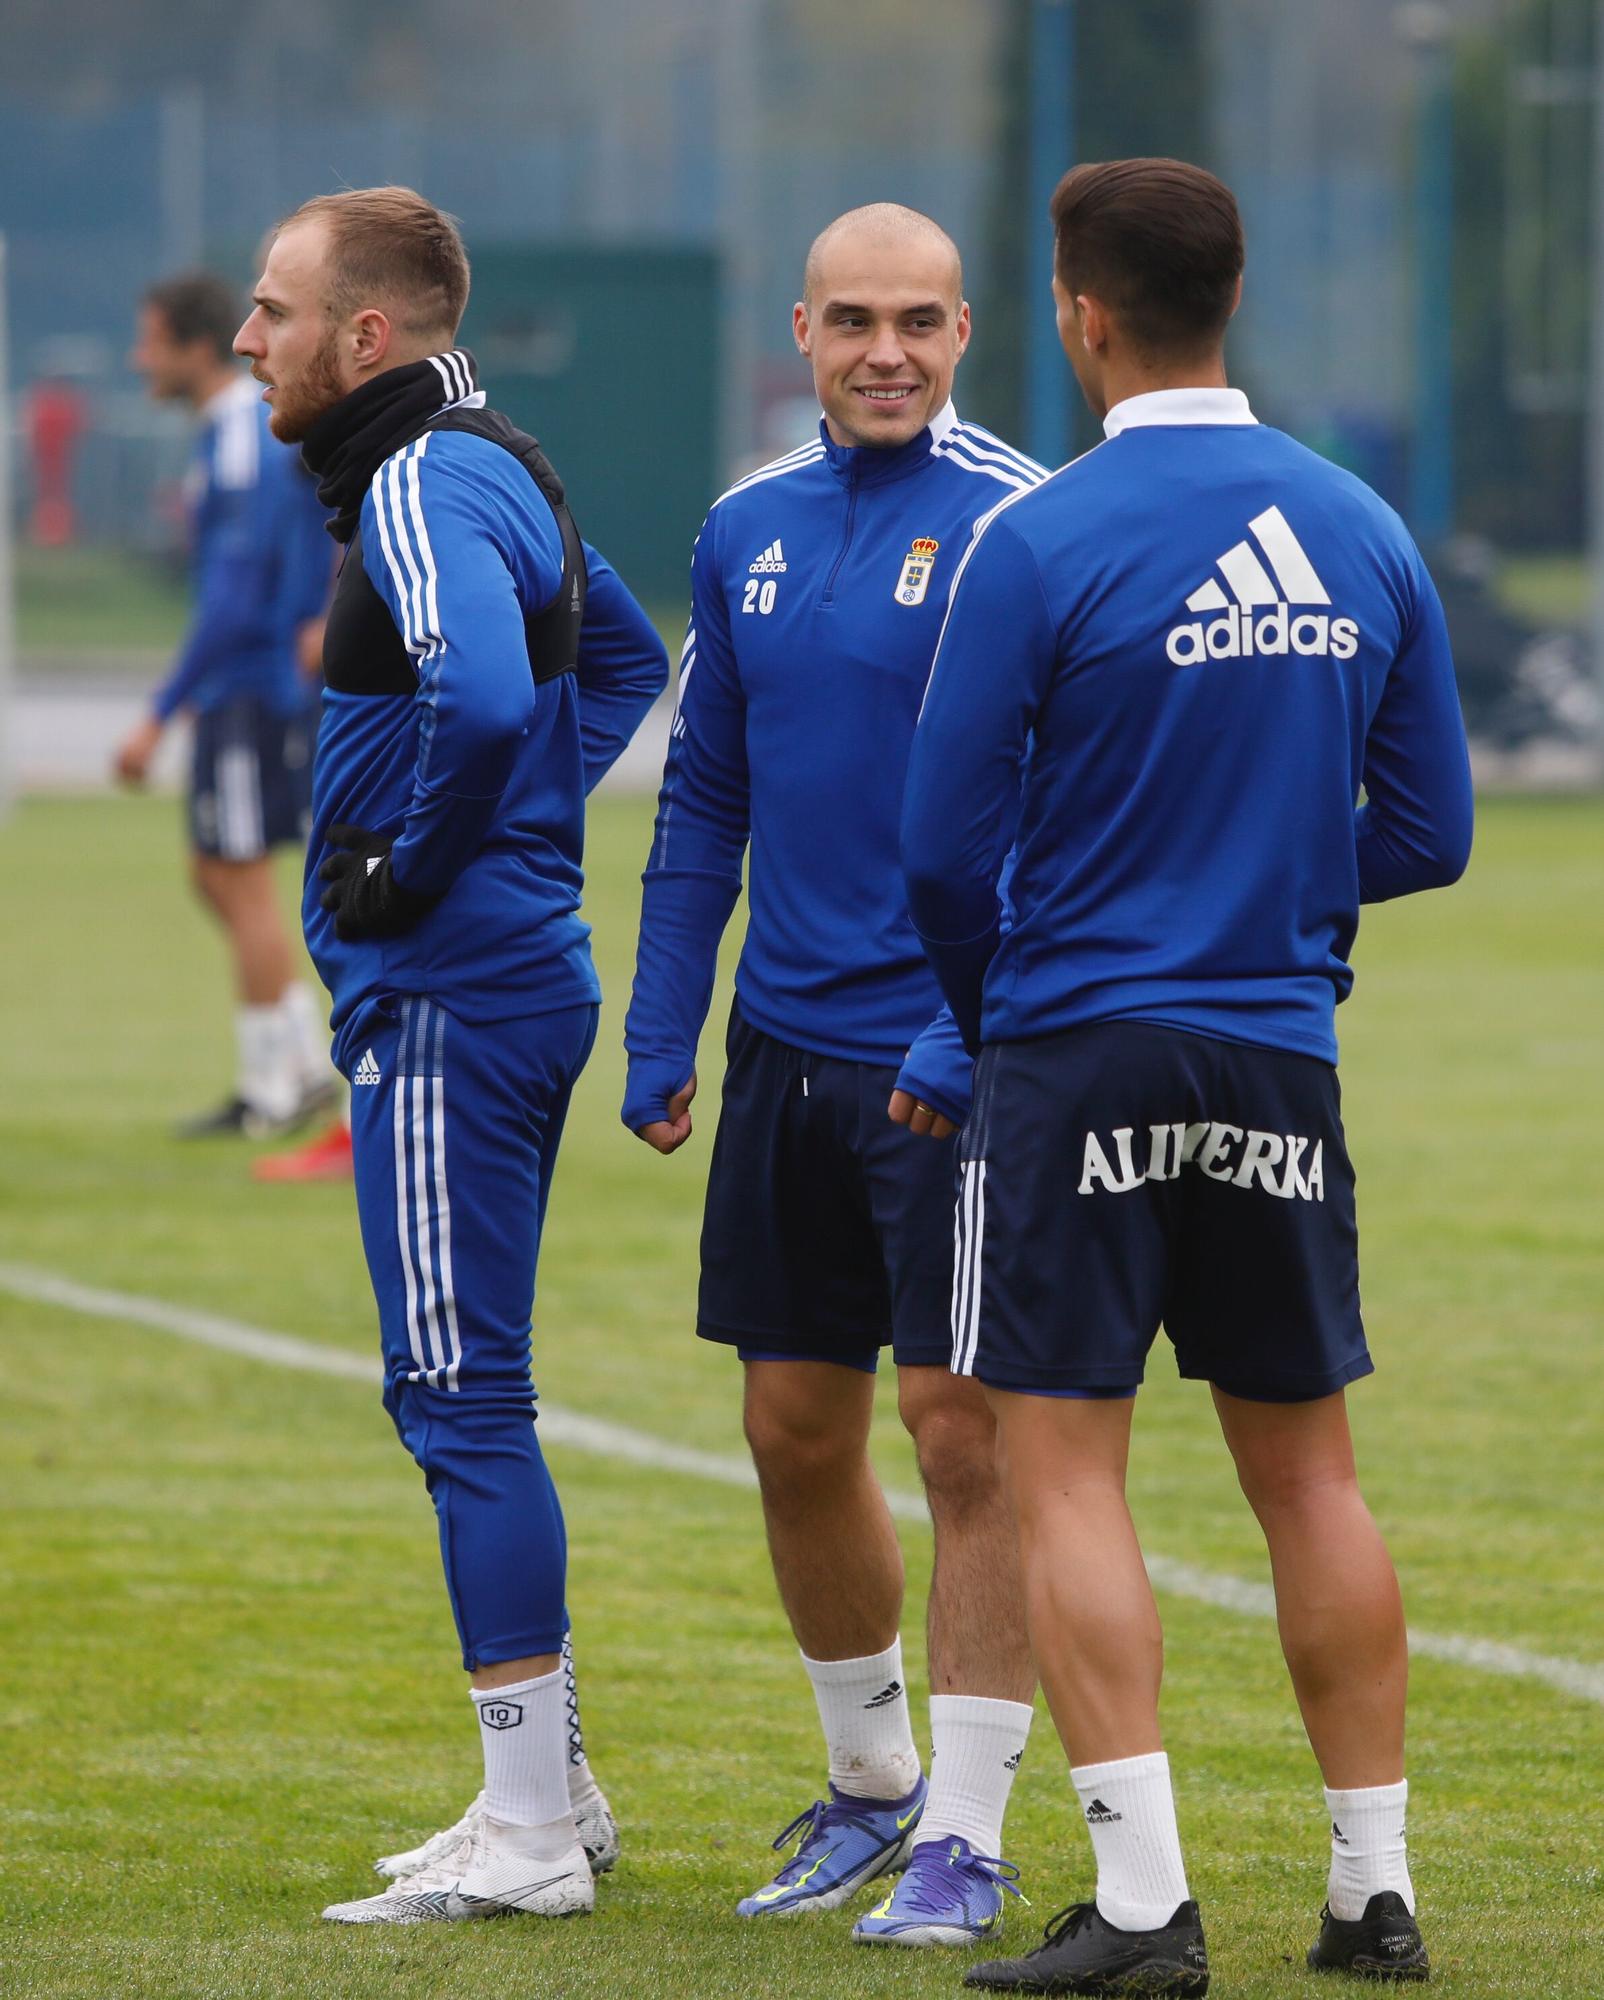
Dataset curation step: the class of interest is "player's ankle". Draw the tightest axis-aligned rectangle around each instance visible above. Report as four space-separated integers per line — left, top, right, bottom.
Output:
802 1639 922 1799
1324 1778 1414 1920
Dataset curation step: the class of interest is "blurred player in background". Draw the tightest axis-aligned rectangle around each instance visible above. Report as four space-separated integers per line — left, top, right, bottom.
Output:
253 227 356 1189
116 272 336 1138
252 600 358 1183
235 185 668 1923
625 206 1041 1950
902 158 1472 1995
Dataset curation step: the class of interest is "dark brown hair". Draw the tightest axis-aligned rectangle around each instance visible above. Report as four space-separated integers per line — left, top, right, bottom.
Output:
143 272 241 359
1049 158 1243 356
276 186 470 339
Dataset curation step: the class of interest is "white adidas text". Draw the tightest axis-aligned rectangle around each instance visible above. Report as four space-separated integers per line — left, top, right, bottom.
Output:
1166 604 1360 667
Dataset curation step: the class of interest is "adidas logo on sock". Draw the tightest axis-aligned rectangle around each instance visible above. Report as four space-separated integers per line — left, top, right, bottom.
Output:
1332 1820 1349 1845
353 1048 382 1086
1165 504 1359 666
748 538 787 573
1003 1751 1022 1771
1085 1797 1123 1824
863 1679 904 1709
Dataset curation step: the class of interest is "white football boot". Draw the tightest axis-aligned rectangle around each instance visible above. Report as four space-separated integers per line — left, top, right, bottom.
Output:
372 1793 482 1882
568 1770 622 1875
375 1777 620 1880
325 1812 593 1924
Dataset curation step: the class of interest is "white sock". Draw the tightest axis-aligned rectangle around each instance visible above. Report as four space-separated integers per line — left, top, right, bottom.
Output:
279 979 331 1091
471 1671 577 1852
1071 1751 1191 1932
1325 1780 1414 1919
235 1004 296 1119
561 1630 604 1812
917 1695 1033 1856
801 1640 922 1801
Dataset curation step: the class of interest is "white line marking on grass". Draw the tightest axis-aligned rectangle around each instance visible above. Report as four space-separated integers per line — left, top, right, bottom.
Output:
5 1259 1603 1710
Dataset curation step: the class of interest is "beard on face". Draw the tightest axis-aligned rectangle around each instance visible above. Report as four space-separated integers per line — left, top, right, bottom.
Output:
267 326 346 443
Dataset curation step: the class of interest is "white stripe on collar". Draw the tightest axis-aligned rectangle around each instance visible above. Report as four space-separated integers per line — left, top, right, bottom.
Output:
815 398 962 446
926 398 960 445
1102 387 1256 438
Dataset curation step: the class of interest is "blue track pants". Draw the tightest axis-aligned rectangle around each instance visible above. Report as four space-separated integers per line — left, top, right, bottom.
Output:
345 994 598 1669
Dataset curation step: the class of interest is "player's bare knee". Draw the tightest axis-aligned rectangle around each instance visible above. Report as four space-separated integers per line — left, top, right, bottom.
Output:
900 1378 1001 1515
743 1388 866 1488
1235 1454 1359 1524
188 852 221 909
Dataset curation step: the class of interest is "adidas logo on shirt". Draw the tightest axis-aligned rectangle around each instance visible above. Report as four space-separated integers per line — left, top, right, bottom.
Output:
354 1048 382 1086
1166 504 1359 666
748 538 787 573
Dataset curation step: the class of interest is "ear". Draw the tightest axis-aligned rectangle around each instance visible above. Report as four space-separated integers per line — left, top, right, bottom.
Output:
349 307 393 373
1225 272 1244 322
1076 293 1110 355
953 298 972 362
792 300 811 359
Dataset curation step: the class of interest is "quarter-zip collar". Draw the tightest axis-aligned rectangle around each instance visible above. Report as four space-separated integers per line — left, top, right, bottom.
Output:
819 399 960 489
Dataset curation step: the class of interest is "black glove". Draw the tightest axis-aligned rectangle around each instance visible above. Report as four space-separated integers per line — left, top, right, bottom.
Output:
318 824 439 941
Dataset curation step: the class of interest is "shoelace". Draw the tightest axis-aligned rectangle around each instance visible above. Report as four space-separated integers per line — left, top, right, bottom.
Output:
765 1794 893 1882
407 1796 484 1872
890 1843 1024 1916
1031 1901 1100 1953
770 1798 829 1859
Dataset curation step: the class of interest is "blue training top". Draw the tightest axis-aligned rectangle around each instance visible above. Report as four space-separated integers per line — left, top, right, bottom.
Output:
622 403 1045 1131
902 387 1474 1064
153 375 324 721
305 423 668 1069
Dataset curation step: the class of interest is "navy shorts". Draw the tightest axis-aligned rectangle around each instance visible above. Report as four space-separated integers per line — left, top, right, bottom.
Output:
952 1020 1371 1403
698 1004 957 1370
188 693 312 860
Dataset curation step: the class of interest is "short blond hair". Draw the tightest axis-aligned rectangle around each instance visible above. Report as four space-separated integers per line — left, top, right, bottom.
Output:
277 186 470 339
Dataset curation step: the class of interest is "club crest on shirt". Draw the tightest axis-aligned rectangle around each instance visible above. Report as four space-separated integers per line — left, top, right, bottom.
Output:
894 537 940 607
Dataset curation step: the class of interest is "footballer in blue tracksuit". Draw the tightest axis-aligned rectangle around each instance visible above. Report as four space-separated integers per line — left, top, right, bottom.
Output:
905 161 1472 1997
120 272 338 1136
236 190 667 1923
624 206 1039 1946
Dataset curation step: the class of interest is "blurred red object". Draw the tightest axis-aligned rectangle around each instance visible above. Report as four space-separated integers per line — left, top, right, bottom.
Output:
27 378 88 547
251 1121 354 1183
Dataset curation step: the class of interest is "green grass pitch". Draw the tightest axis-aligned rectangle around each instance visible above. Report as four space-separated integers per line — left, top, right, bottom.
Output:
1 787 1600 1998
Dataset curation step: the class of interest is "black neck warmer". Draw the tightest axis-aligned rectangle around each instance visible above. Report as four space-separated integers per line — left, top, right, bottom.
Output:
301 348 480 542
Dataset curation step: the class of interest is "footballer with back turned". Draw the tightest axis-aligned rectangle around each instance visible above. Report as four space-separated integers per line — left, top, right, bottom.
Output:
902 159 1471 1994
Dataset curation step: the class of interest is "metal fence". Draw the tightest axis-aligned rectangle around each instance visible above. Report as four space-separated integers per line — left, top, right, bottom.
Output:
0 0 1596 568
